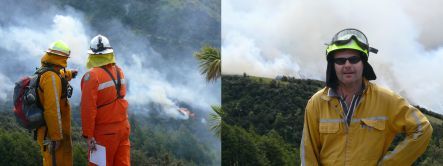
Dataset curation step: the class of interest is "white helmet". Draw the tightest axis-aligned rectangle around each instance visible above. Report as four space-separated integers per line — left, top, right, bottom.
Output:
88 34 114 54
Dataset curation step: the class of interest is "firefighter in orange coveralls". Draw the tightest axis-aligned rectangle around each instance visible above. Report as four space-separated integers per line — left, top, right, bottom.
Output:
37 41 78 166
81 34 130 166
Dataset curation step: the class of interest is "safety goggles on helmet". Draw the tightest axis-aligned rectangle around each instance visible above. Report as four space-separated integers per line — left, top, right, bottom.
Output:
331 28 378 54
333 56 361 65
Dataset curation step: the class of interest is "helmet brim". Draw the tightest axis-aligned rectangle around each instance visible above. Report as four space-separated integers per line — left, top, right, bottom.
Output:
46 50 70 58
87 48 114 55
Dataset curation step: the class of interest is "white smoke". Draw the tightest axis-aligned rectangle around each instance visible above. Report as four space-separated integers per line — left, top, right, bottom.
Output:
0 15 89 66
0 7 90 101
222 0 443 113
0 2 220 120
123 52 213 120
0 73 13 101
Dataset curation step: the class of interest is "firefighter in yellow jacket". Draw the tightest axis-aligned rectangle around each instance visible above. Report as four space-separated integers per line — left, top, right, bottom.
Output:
36 41 78 166
300 28 433 166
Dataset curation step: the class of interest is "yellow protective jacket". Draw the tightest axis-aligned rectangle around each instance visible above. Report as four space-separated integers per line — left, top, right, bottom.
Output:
36 66 74 166
37 69 73 140
300 81 433 166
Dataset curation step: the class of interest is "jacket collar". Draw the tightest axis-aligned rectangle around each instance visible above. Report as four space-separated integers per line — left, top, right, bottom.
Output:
321 79 369 101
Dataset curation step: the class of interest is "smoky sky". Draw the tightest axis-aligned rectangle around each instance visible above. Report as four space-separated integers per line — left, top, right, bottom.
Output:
222 0 443 114
0 0 221 120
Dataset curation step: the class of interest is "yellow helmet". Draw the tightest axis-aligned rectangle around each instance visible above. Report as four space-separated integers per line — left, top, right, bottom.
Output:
326 39 368 57
326 28 378 59
46 41 71 57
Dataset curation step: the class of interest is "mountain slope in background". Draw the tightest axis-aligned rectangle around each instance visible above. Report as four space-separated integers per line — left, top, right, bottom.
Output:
53 0 221 56
222 74 443 165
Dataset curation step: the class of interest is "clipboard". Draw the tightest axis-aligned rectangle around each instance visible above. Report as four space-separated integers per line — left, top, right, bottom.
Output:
90 144 106 166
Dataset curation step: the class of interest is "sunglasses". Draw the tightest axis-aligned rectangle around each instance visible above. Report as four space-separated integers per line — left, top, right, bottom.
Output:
331 28 378 54
333 56 362 65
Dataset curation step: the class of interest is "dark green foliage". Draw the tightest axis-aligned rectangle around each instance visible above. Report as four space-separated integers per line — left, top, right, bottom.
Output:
222 74 443 165
0 129 41 165
0 108 88 166
222 124 299 166
0 111 40 165
222 75 324 146
222 124 269 166
258 130 298 165
222 75 323 166
129 112 218 166
0 105 218 165
73 143 88 166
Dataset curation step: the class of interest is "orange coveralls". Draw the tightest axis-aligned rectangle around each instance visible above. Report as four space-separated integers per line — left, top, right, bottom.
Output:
81 64 130 166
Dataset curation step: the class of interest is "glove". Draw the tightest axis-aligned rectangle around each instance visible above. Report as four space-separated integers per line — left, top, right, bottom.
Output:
87 137 97 151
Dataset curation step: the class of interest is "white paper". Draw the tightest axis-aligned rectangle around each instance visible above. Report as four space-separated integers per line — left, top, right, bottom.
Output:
90 144 106 166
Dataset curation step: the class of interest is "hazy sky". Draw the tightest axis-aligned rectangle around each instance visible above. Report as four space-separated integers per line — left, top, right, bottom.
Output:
222 0 443 113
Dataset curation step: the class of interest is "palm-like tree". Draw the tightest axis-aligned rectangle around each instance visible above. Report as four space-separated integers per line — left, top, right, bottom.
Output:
194 45 221 82
194 45 223 138
209 105 223 137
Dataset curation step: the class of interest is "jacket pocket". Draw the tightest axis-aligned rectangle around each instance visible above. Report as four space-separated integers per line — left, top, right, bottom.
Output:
361 119 385 131
359 119 386 160
319 123 339 133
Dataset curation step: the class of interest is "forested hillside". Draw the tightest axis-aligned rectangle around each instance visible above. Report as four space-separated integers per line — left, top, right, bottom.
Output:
222 74 443 165
0 105 219 165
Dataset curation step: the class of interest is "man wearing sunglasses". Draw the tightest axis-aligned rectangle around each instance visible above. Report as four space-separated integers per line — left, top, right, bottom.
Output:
300 28 432 165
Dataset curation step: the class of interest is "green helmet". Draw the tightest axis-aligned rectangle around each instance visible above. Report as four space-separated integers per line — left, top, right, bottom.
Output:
326 39 368 57
325 28 378 59
46 40 71 57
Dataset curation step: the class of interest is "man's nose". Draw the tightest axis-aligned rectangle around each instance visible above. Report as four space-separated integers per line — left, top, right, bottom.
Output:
343 59 352 66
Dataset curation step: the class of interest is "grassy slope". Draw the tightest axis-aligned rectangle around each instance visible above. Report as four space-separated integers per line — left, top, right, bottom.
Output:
426 115 443 125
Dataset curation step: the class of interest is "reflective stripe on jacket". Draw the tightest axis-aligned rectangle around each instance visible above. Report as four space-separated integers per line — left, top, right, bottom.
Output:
300 81 433 166
37 70 72 141
80 64 128 138
36 69 73 166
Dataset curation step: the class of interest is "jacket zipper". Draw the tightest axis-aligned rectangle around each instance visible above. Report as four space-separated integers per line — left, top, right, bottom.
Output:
337 97 352 166
343 96 363 166
344 112 349 166
333 101 349 166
